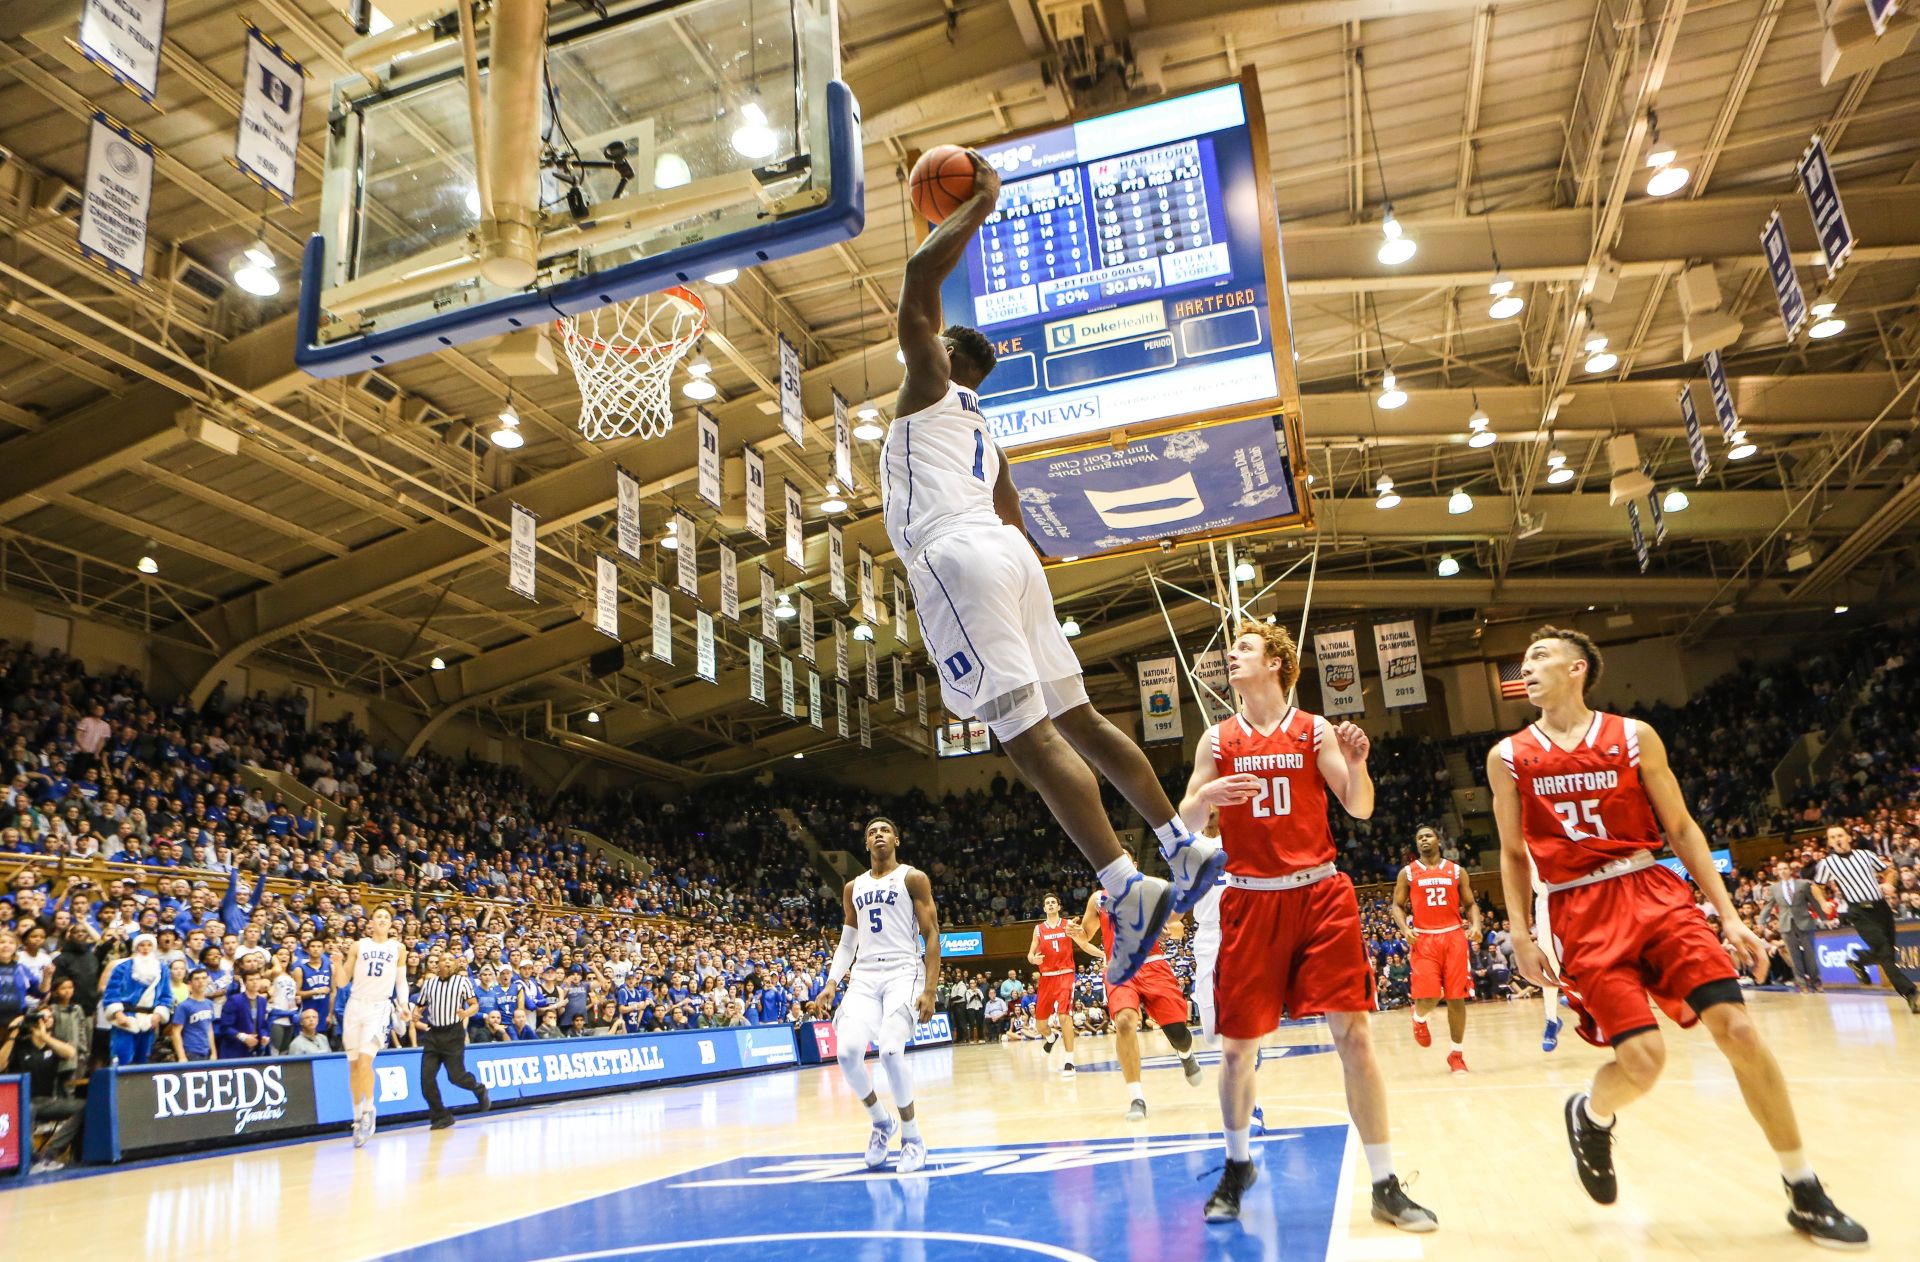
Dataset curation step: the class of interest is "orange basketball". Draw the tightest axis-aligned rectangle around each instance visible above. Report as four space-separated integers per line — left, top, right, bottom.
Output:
910 145 979 225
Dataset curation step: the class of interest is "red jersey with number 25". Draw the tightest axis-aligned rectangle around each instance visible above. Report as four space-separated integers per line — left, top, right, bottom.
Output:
1211 707 1334 878
1498 711 1664 886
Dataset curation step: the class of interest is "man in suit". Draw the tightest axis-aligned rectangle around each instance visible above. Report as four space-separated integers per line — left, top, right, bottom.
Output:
1763 859 1820 992
215 970 272 1059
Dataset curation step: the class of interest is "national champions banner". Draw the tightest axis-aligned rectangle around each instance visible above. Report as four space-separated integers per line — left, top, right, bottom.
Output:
1370 620 1427 709
1136 656 1184 744
1312 628 1365 717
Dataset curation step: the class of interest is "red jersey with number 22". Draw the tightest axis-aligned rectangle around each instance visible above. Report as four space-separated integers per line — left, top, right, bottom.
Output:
1498 711 1664 886
1406 859 1465 930
1211 707 1334 878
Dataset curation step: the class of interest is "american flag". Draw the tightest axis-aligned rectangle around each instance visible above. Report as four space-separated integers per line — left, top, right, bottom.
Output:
1497 661 1530 699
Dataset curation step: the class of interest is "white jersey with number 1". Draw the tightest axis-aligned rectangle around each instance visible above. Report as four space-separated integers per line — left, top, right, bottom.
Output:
880 382 1002 560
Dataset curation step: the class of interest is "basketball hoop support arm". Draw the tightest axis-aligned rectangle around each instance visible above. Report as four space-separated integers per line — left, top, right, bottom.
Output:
457 0 493 222
481 0 545 287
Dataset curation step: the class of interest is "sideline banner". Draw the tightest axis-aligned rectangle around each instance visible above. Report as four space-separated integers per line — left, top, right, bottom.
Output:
1136 656 1183 744
1814 925 1920 989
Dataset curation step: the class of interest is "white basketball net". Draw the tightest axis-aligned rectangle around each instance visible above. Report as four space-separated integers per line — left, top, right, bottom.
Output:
556 286 708 442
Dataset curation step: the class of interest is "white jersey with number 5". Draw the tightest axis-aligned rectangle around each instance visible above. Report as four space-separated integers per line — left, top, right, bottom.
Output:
880 382 1002 561
850 864 923 975
349 937 403 1008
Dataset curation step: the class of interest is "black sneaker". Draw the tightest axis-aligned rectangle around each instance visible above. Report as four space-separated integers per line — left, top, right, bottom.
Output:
1204 1159 1258 1223
1042 1032 1059 1054
475 1082 491 1112
429 1116 455 1131
1564 1092 1618 1205
1785 1177 1869 1249
1906 992 1919 1016
1849 959 1872 985
1371 1174 1438 1232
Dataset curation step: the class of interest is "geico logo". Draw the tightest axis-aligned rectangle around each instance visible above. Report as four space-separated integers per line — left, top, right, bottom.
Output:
153 1066 287 1119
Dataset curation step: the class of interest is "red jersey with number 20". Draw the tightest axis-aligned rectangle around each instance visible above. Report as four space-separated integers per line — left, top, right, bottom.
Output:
1499 711 1664 886
1211 707 1334 878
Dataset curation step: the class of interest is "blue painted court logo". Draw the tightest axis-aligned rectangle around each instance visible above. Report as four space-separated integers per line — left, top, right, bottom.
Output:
383 1127 1350 1262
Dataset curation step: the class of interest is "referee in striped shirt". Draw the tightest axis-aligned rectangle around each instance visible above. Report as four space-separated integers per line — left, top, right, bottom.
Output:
414 952 491 1129
1811 824 1919 1014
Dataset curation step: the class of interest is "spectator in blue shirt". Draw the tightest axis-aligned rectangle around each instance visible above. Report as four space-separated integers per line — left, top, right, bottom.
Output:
168 969 217 1062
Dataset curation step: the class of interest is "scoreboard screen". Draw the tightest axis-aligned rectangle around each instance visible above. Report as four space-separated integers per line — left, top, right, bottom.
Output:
940 79 1286 453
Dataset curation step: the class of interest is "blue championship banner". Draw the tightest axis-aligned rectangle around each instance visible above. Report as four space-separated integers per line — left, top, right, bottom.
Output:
1795 136 1854 279
1010 414 1296 560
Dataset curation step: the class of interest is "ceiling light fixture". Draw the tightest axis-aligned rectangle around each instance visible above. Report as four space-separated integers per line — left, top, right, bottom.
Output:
1833 604 1849 614
489 397 525 449
231 237 280 297
852 415 884 442
1488 275 1524 320
1436 553 1460 577
1807 300 1846 340
1728 430 1757 460
1546 443 1575 485
1060 617 1081 638
1376 370 1407 410
1233 560 1256 583
1662 487 1690 512
1643 111 1690 197
1377 207 1416 265
1466 394 1497 448
586 710 600 723
137 554 159 575
660 518 679 550
730 100 778 159
654 152 691 189
1375 473 1400 510
820 481 848 514
853 622 873 641
1582 312 1617 373
703 268 738 285
1357 52 1416 267
1448 487 1473 515
773 592 796 620
430 655 446 671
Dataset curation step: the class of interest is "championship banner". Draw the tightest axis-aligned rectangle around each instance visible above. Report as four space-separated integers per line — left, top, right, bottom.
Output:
1136 657 1183 744
779 334 805 446
744 447 768 542
749 637 766 704
1311 628 1365 718
78 0 166 105
673 510 697 598
798 593 816 665
508 503 537 600
1647 482 1668 547
1704 351 1740 444
858 547 877 624
1761 211 1808 340
1868 0 1901 35
1192 646 1233 724
917 677 928 728
783 481 805 569
614 467 643 559
758 567 778 643
808 671 824 730
835 621 850 683
893 656 906 714
860 699 872 750
828 524 847 603
593 554 620 639
831 389 854 490
1678 384 1710 484
865 643 879 701
1628 503 1650 573
893 573 909 641
718 544 739 622
233 23 305 204
78 113 155 284
695 610 716 683
835 682 850 738
1010 415 1298 561
650 586 673 663
780 656 796 718
1796 137 1855 279
1371 620 1427 710
696 410 723 510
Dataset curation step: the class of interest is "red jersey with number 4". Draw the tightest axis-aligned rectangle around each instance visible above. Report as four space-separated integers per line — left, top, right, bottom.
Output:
1405 859 1465 930
1498 711 1664 886
1033 920 1075 973
1211 707 1334 878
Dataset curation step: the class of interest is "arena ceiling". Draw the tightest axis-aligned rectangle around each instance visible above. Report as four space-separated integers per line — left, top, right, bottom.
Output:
1 0 1918 776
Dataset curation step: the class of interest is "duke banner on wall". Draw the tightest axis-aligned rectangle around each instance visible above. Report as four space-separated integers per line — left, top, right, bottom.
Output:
78 0 166 104
758 567 777 643
744 447 767 541
1370 620 1427 709
78 113 155 284
1137 657 1184 744
673 510 697 598
1312 629 1365 717
748 637 766 703
593 554 619 639
695 610 716 683
718 544 739 621
783 481 804 569
233 23 305 204
779 334 805 446
828 524 846 602
798 593 815 665
508 504 537 600
696 410 723 509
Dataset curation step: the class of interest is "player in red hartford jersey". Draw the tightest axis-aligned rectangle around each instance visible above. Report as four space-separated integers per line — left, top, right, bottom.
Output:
1070 856 1202 1118
1027 894 1097 1075
1488 627 1865 1248
1178 621 1435 1231
1390 826 1480 1073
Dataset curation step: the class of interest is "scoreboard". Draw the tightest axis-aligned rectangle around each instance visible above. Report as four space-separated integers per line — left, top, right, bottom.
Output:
940 78 1289 453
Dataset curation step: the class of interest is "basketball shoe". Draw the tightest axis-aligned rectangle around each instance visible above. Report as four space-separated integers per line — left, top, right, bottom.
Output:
865 1117 899 1169
1564 1092 1617 1204
1447 1050 1467 1074
1103 873 1174 986
1411 1015 1431 1047
1784 1176 1868 1248
897 1136 927 1175
1125 1098 1148 1122
1182 1052 1202 1087
1204 1160 1258 1223
1249 1105 1265 1136
1371 1175 1439 1231
1543 1016 1562 1052
1160 828 1227 915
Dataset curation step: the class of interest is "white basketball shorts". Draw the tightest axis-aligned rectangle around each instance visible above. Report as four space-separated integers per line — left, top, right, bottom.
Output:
835 964 924 1056
340 1000 392 1056
1193 882 1224 1041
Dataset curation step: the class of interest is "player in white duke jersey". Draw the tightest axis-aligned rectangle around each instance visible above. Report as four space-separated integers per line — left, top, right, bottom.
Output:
811 817 942 1173
883 148 1224 989
338 905 406 1147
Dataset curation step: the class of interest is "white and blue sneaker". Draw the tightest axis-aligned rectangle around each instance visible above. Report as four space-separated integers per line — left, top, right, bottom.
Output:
1162 831 1229 915
897 1136 927 1174
1249 1105 1266 1137
865 1117 899 1169
352 1106 374 1148
1543 1017 1563 1052
1103 874 1174 987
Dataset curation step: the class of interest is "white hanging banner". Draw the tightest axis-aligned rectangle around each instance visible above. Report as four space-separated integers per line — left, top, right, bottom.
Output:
744 447 768 542
865 643 880 701
1628 502 1650 573
835 621 851 683
233 23 305 204
759 567 778 643
673 511 697 598
828 524 847 603
1796 136 1855 279
892 573 909 641
78 0 166 106
695 610 717 683
1312 628 1366 718
893 656 906 714
614 467 643 559
650 586 673 664
718 544 739 622
1647 478 1668 547
780 656 796 718
508 503 538 600
779 334 805 446
78 113 155 284
1760 211 1809 341
696 410 723 510
808 671 824 730
1192 646 1234 724
1136 657 1184 744
1867 0 1900 35
917 677 929 728
749 637 767 704
783 481 805 569
593 554 620 639
858 547 878 624
855 697 870 749
831 389 854 490
1371 620 1427 710
798 593 816 665
835 682 850 738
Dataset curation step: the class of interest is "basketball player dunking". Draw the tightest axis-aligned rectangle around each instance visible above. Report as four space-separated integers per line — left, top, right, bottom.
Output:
810 818 942 1173
1390 826 1480 1073
884 149 1225 987
1488 626 1865 1246
1179 621 1434 1230
1028 894 1097 1075
338 906 405 1148
1069 853 1202 1119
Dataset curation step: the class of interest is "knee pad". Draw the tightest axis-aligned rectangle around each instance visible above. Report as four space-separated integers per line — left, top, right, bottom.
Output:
1038 674 1089 718
977 684 1048 743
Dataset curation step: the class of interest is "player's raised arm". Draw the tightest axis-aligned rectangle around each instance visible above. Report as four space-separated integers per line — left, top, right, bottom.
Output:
896 152 1001 414
1317 720 1375 819
907 869 942 1021
1633 720 1765 973
1486 742 1556 986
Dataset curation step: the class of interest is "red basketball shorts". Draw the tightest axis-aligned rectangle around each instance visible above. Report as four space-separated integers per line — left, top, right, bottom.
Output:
1215 872 1375 1040
1410 929 1472 1001
1545 863 1739 1048
1106 958 1188 1028
1035 972 1074 1021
